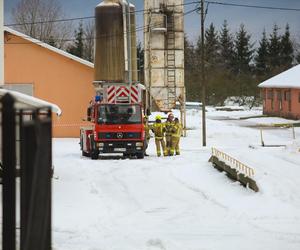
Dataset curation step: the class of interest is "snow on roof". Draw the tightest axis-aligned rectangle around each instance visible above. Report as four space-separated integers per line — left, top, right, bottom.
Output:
258 64 300 89
0 89 62 116
4 27 94 69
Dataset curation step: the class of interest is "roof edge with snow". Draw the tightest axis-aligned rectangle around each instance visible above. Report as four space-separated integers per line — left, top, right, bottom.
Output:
258 64 300 89
0 89 62 116
4 27 94 69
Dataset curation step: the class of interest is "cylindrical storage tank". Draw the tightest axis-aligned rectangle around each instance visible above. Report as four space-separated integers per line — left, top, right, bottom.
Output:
94 0 125 83
130 4 138 82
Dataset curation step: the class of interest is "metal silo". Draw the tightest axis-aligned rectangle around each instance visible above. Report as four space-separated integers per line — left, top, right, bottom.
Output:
94 0 125 83
94 0 138 85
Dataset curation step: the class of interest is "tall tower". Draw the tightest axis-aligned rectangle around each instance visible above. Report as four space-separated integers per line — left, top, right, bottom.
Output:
0 0 4 85
144 0 186 115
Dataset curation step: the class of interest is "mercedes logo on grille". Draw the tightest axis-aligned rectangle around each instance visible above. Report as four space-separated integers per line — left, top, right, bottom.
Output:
117 133 123 139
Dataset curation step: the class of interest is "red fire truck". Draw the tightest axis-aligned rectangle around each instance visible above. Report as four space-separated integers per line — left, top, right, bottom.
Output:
80 84 146 160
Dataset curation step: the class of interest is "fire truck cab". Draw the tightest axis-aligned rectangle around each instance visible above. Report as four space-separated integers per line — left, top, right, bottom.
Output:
80 84 146 159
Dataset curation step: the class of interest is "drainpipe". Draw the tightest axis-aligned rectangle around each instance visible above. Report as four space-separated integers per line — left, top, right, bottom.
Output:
120 0 132 102
120 0 129 81
0 0 4 85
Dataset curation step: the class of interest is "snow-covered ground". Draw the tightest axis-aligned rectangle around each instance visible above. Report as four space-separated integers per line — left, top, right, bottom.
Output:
53 109 300 250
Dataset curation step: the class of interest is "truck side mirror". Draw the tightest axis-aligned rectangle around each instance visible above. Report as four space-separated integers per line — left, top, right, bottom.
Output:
87 107 92 121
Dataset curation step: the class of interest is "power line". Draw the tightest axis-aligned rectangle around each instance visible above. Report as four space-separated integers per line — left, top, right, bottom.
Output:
206 1 300 12
5 1 200 27
4 7 198 45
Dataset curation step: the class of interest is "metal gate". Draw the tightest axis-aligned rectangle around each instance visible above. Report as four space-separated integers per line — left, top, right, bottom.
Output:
1 93 52 250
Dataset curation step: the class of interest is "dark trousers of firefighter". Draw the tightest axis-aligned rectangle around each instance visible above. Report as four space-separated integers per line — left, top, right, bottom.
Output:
165 135 172 155
155 138 167 156
170 136 180 155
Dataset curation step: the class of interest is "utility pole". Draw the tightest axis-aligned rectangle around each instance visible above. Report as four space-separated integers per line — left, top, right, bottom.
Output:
200 0 206 146
0 0 4 85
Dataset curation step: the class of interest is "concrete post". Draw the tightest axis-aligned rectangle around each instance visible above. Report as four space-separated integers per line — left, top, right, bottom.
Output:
0 0 4 85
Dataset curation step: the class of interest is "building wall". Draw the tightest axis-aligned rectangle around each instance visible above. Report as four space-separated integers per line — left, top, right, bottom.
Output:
4 32 95 137
262 88 300 120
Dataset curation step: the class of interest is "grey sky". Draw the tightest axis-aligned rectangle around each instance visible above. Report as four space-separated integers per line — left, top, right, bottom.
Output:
4 0 300 45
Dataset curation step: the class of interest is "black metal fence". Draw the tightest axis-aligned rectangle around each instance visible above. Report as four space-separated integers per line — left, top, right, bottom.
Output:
1 93 52 250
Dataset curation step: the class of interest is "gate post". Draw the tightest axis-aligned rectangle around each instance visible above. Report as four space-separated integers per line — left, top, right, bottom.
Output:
1 93 16 250
21 109 52 250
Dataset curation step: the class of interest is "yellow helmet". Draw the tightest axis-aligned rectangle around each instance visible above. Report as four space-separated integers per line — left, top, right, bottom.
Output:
155 115 162 120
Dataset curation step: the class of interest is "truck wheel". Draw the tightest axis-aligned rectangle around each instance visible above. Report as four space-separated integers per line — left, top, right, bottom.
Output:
90 137 99 160
136 152 144 159
90 150 99 160
123 153 130 158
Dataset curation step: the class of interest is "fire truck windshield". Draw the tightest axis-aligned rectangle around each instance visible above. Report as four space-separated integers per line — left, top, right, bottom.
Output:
97 104 142 125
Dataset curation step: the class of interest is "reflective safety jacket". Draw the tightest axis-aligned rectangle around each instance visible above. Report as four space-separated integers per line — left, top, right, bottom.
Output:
152 122 166 140
164 120 175 136
171 123 182 138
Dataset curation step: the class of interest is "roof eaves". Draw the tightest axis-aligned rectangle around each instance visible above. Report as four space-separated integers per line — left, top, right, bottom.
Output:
4 26 94 69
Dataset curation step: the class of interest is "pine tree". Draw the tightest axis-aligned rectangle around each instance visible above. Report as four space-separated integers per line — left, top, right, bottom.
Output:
233 24 254 74
205 23 219 65
255 29 269 75
204 23 219 104
219 20 234 70
233 24 255 100
297 53 300 64
137 42 144 83
67 22 84 58
185 34 200 101
280 24 294 69
268 24 281 70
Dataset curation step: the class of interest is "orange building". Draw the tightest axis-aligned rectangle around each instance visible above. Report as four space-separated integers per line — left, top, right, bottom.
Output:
4 27 95 137
259 65 300 120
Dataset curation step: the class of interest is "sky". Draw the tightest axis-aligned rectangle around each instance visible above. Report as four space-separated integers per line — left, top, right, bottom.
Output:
4 0 300 46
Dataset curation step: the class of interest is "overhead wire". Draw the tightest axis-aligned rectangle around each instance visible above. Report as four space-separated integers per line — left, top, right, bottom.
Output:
5 1 200 27
4 6 199 45
7 0 300 28
205 1 300 12
5 0 300 45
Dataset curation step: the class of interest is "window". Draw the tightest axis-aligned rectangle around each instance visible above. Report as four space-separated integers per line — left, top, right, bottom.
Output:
284 90 291 101
271 99 274 110
97 104 142 125
298 92 300 103
4 83 34 96
267 90 273 100
277 90 282 100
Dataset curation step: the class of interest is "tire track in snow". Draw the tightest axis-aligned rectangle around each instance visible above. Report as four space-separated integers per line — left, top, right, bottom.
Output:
169 171 228 210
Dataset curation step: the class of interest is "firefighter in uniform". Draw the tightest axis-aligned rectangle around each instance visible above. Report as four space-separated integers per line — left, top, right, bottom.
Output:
143 116 151 156
165 113 175 156
151 115 167 157
170 118 182 156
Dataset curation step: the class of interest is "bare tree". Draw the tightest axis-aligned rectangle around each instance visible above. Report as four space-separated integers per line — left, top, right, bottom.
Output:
12 0 71 49
83 20 95 62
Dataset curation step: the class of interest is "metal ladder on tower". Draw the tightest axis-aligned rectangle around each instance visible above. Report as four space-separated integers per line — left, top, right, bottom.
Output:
166 12 176 111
